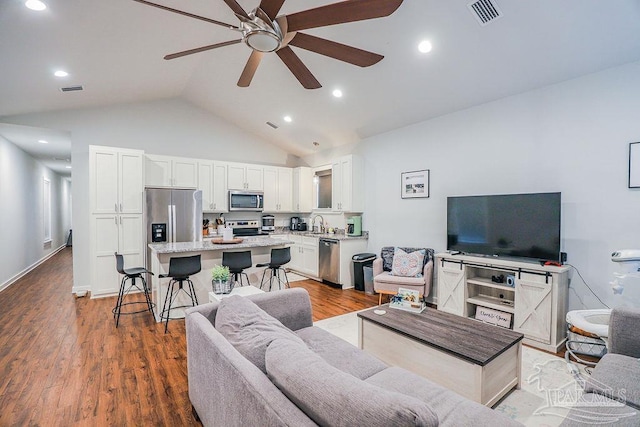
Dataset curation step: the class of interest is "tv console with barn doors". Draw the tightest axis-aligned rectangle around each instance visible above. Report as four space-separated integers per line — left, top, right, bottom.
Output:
436 253 570 353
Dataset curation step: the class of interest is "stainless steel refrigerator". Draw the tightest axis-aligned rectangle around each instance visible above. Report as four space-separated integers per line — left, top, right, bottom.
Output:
145 188 202 268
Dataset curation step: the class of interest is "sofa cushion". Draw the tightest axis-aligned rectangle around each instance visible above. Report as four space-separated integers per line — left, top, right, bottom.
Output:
365 367 521 426
265 339 439 427
296 326 387 380
215 295 305 373
585 353 640 409
391 248 426 277
375 271 426 286
381 246 435 272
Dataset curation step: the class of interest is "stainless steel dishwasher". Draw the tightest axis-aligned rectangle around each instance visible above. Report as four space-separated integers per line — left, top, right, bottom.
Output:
319 238 340 284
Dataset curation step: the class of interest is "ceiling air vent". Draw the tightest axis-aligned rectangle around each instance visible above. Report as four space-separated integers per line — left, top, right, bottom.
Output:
266 121 278 129
467 0 503 26
59 85 84 92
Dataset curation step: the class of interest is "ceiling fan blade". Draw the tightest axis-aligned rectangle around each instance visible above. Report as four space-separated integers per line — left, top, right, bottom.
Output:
238 51 264 87
276 46 321 89
164 40 242 60
285 0 403 32
259 0 286 20
132 0 238 29
288 33 383 67
222 0 250 19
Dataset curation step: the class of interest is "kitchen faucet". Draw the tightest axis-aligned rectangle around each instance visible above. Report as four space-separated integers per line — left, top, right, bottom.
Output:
311 214 325 233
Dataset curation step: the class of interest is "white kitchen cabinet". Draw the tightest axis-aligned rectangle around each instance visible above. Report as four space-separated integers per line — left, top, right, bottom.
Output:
435 253 569 353
198 161 228 212
263 167 293 212
90 146 144 214
145 154 197 188
293 167 313 212
331 154 363 212
91 213 144 297
227 162 263 191
301 236 319 277
287 235 318 278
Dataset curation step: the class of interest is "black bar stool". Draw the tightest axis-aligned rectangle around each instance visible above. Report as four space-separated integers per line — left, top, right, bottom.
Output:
159 255 201 333
256 247 291 291
113 253 155 327
222 251 252 287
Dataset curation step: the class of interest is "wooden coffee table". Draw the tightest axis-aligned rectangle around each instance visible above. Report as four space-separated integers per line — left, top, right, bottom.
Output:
358 306 523 407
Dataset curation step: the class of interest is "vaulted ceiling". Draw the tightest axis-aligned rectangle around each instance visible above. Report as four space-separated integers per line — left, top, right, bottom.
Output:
2 0 640 175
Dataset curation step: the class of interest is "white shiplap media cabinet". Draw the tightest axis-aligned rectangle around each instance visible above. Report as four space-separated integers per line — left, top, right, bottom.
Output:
436 253 570 353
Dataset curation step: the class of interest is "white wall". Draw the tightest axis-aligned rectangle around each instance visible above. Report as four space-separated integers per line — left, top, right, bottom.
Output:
1 98 300 294
304 60 640 310
0 136 71 291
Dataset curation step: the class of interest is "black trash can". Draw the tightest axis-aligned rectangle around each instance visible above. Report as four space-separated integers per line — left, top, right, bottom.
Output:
352 253 376 291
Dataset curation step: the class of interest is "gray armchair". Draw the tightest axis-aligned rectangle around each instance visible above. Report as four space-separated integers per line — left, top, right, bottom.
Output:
372 247 434 305
561 307 640 426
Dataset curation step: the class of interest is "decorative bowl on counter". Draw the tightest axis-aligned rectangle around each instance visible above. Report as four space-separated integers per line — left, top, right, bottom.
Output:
210 237 243 244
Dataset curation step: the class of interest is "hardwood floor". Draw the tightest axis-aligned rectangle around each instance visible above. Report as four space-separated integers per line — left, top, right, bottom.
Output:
0 248 379 426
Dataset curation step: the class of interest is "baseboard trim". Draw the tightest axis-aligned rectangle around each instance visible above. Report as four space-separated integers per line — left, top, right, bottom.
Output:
0 245 67 293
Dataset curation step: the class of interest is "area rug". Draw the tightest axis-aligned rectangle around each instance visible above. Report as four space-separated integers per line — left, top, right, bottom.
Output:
314 311 591 426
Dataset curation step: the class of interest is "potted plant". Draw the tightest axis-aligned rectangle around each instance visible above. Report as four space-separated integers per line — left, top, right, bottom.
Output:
211 265 232 294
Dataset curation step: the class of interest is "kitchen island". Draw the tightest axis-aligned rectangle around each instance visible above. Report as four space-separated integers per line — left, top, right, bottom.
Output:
148 236 293 322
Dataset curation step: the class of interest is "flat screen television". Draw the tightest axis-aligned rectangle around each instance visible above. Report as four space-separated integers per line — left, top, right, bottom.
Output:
447 192 561 261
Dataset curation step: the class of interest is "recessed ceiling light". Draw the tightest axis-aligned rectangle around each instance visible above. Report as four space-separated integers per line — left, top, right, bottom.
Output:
283 116 292 123
54 70 68 77
418 40 433 53
332 89 343 98
65 166 72 169
25 0 47 11
38 139 48 144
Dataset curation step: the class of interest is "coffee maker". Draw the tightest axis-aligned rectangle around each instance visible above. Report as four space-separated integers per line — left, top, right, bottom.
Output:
346 216 362 236
290 216 301 231
261 214 275 233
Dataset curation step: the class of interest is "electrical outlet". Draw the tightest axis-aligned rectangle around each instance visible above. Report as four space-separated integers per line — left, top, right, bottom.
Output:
561 252 567 263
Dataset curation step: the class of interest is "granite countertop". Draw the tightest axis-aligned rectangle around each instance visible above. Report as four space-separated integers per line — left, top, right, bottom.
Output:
149 236 294 254
272 230 369 241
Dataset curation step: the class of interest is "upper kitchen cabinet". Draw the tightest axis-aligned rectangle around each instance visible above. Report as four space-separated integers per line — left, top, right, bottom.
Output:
90 146 144 214
145 154 198 188
227 162 263 191
332 155 364 212
198 161 228 212
263 167 293 212
293 167 313 212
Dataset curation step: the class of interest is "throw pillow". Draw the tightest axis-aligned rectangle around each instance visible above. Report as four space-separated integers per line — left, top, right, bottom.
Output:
215 295 305 373
265 339 439 427
391 247 425 277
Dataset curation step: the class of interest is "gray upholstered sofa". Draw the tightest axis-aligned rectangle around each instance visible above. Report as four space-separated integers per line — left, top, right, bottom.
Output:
185 288 520 426
561 307 640 426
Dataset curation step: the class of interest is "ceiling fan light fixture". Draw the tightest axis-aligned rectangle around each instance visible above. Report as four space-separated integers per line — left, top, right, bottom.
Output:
245 31 281 52
240 9 283 53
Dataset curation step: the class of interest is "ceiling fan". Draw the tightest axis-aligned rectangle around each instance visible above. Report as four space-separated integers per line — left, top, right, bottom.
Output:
133 0 404 89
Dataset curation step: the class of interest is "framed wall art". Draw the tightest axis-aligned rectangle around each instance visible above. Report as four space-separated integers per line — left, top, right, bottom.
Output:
629 142 640 188
401 169 430 199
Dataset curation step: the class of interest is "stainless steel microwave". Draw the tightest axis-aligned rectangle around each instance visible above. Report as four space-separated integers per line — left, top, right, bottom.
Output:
229 190 264 211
